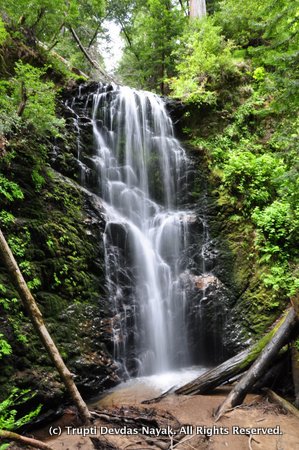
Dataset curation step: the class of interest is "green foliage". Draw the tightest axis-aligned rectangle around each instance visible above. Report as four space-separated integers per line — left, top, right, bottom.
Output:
170 17 237 103
0 61 64 137
0 17 8 45
0 81 21 135
217 0 299 111
215 0 264 46
222 152 285 209
0 0 105 73
8 228 31 258
31 169 45 191
252 201 296 243
13 62 65 136
0 176 24 202
117 0 187 93
174 0 299 300
0 211 15 227
252 67 266 82
0 388 41 431
0 335 11 358
0 325 41 439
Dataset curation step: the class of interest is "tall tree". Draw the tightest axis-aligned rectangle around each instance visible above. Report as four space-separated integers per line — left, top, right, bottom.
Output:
190 0 206 17
117 0 187 93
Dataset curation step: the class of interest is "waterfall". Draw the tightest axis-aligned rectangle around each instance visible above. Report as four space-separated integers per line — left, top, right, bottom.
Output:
93 85 192 375
65 83 226 379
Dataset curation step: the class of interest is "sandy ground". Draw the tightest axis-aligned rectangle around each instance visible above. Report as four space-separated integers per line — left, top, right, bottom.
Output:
23 384 299 450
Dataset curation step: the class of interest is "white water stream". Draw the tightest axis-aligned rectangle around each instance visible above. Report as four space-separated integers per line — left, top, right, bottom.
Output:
90 86 193 376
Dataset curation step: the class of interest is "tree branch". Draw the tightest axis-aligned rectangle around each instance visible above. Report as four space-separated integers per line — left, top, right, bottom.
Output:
0 429 54 450
88 23 102 49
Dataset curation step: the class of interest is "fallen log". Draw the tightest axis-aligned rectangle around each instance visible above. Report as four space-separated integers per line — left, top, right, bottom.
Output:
214 307 298 421
176 308 297 396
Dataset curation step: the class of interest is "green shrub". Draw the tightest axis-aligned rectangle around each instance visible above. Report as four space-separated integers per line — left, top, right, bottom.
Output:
0 17 8 45
170 17 237 104
13 62 65 136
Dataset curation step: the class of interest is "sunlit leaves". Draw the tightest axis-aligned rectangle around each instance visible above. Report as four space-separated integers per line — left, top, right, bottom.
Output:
170 17 237 103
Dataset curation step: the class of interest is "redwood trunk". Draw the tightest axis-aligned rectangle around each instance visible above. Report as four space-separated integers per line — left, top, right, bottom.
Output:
190 0 206 18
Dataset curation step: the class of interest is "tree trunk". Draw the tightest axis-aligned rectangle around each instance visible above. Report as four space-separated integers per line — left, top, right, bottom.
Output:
0 229 91 424
17 81 27 117
214 307 297 421
190 0 206 18
69 26 100 70
176 308 296 396
69 26 117 84
0 429 54 450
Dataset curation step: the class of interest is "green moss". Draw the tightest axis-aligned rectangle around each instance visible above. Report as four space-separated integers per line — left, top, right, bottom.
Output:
242 310 290 368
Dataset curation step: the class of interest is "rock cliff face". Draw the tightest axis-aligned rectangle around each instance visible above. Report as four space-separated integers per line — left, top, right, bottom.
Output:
0 86 120 407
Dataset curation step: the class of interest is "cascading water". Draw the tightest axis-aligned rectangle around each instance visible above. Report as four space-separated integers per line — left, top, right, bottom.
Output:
65 83 227 381
92 85 192 375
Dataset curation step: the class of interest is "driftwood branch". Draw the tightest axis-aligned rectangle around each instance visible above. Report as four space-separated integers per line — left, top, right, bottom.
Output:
0 429 54 450
0 229 91 424
214 307 298 421
69 26 99 69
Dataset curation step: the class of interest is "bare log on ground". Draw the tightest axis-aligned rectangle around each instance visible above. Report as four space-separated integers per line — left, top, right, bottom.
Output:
176 308 297 396
264 388 299 420
214 307 298 421
0 429 54 450
175 349 251 396
0 229 91 424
